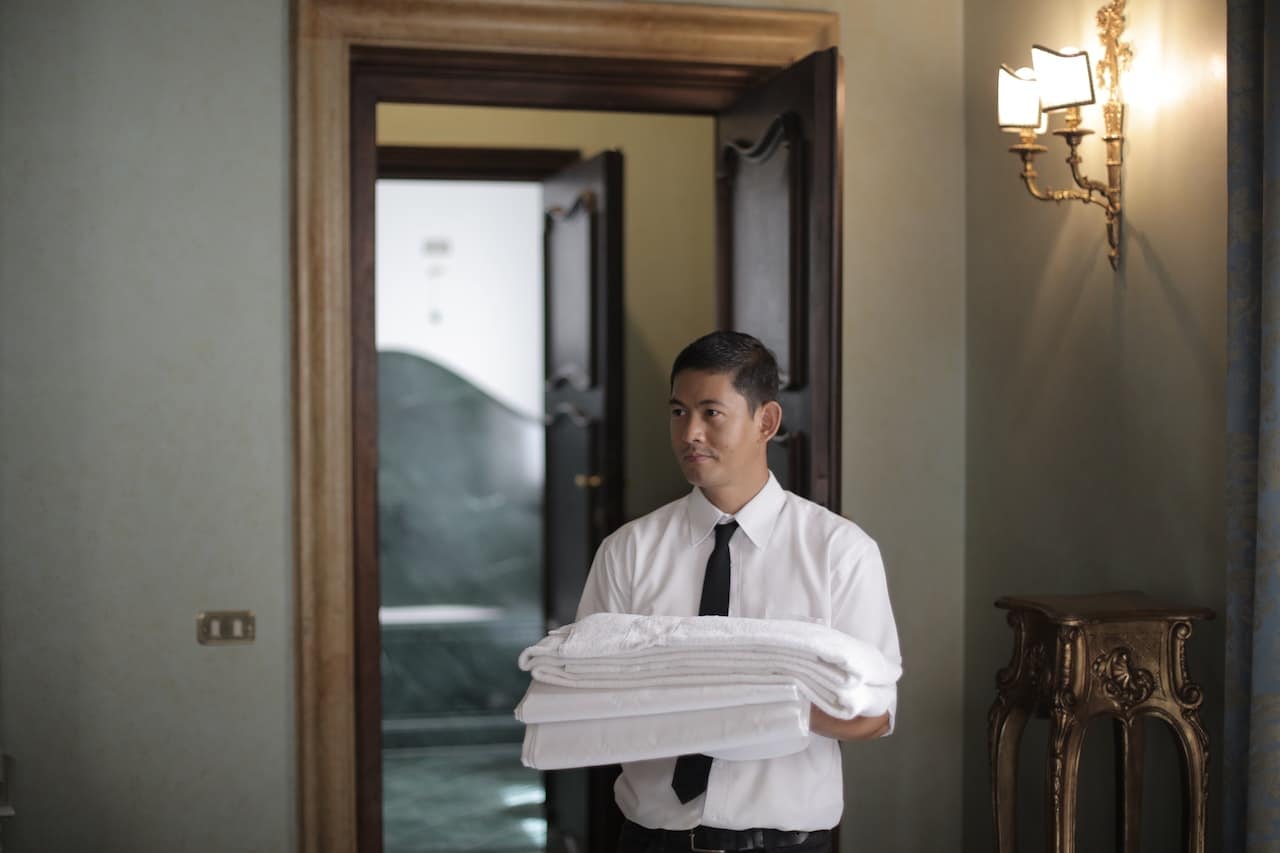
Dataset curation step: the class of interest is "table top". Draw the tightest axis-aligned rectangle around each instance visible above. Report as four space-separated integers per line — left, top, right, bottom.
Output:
995 590 1214 624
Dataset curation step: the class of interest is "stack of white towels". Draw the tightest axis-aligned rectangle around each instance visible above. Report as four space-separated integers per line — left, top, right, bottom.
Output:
514 612 901 770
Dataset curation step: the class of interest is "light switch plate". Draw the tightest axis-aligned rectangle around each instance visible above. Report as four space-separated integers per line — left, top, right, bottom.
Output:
196 610 256 645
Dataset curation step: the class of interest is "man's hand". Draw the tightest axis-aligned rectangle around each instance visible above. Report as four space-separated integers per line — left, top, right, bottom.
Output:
809 706 891 741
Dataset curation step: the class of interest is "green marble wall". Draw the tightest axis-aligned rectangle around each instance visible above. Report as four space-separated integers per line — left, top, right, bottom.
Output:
378 352 547 850
378 351 544 740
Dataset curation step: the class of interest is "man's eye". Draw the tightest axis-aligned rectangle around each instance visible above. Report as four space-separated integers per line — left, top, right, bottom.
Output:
705 409 720 417
671 408 685 417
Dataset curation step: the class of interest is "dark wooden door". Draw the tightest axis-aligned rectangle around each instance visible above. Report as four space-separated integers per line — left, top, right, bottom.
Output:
716 47 843 510
540 151 626 852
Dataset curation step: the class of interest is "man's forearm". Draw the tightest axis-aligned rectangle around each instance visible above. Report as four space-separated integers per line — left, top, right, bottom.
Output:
809 706 891 741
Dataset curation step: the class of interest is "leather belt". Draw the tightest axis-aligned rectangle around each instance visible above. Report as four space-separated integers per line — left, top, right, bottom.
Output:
621 819 830 851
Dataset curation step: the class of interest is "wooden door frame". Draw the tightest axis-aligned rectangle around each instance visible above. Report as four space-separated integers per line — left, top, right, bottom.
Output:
376 145 582 181
294 2 837 851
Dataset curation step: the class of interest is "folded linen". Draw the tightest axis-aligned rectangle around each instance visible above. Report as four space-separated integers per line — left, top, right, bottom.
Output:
519 612 901 684
515 680 803 724
523 665 894 719
521 700 811 769
518 613 900 719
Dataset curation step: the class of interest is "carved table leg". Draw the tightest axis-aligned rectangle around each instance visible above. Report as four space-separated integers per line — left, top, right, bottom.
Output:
1046 711 1087 853
1169 713 1208 853
989 697 1029 853
1168 620 1209 853
1114 716 1145 853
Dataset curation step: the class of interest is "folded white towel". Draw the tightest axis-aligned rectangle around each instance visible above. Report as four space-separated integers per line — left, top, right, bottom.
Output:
518 613 900 719
524 664 894 719
519 613 901 685
515 680 803 724
521 700 811 769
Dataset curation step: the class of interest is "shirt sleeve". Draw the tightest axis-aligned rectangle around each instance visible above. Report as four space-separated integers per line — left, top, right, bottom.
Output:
575 532 630 620
829 532 902 733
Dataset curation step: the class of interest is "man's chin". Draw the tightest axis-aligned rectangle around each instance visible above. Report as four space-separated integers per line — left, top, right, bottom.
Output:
678 462 718 487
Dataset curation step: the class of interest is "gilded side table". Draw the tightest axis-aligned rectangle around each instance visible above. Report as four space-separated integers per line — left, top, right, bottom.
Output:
988 592 1213 853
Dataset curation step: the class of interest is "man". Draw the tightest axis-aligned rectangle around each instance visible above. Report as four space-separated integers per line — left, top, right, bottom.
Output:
576 331 902 853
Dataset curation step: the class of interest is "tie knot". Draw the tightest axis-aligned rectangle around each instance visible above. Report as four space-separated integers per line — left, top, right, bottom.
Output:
714 520 739 546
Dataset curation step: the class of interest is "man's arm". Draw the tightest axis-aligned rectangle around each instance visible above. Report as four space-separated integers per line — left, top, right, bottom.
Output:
809 706 892 741
575 533 629 619
829 532 903 737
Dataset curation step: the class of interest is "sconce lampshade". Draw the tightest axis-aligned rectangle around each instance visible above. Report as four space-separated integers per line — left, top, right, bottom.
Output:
1030 45 1096 110
997 65 1041 130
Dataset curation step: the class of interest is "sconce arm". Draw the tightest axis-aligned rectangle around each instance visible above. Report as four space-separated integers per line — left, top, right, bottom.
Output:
1052 130 1110 200
1008 143 1123 270
1011 146 1110 211
1066 152 1110 199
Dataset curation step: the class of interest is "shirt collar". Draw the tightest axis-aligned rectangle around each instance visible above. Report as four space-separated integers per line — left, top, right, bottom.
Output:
685 472 786 549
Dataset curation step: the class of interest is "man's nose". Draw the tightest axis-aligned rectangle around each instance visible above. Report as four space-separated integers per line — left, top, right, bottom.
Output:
681 416 705 444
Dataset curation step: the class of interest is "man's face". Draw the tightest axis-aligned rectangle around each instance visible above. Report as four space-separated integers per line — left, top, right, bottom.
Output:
669 369 770 490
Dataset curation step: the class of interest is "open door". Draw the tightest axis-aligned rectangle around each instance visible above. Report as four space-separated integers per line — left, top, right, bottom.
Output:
541 151 626 852
717 47 842 510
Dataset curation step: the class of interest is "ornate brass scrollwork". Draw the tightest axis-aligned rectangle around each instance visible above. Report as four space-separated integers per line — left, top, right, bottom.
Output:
1091 646 1156 711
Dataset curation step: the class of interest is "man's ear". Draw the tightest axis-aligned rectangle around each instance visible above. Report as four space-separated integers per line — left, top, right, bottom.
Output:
757 400 783 443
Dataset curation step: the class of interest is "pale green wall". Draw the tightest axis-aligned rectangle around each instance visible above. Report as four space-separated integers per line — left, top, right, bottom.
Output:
0 1 294 851
963 0 1227 849
831 0 968 843
705 1 970 847
378 104 716 520
0 0 967 842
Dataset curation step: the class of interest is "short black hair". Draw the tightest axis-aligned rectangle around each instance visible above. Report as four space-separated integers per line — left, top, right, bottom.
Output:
669 331 780 412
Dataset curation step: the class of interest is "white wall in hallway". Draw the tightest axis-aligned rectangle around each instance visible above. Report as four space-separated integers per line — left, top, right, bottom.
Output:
376 179 544 420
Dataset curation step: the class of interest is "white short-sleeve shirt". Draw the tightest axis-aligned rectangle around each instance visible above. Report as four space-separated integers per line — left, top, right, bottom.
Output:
574 472 902 832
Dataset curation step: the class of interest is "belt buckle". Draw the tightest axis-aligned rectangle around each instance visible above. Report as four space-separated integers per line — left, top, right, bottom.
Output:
688 830 726 853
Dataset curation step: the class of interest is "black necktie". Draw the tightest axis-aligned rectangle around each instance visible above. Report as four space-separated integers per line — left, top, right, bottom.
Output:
671 520 739 804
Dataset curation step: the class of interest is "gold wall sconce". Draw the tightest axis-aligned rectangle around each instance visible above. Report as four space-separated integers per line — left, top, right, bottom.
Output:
997 0 1133 269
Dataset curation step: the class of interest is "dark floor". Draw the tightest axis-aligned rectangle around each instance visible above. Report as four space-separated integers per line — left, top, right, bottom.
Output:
383 742 546 853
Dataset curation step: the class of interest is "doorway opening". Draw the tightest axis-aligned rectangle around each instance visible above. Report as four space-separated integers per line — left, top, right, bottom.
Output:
293 5 842 852
375 175 549 852
371 115 713 851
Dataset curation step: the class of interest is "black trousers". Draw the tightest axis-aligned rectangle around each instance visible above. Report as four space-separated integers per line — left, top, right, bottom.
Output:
616 820 833 853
